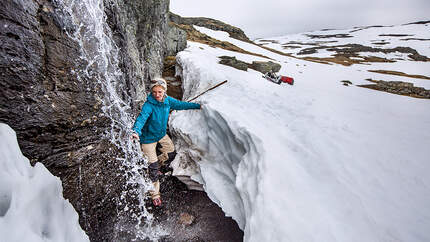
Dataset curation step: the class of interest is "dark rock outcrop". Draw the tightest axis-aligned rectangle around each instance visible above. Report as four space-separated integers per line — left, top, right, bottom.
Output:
218 56 281 74
166 22 187 56
359 79 430 99
169 12 251 43
250 60 281 73
219 56 249 71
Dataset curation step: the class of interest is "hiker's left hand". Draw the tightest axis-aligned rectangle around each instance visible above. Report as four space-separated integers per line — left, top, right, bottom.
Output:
130 132 140 141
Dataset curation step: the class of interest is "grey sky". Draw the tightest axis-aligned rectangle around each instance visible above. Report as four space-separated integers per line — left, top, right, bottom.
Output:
170 0 430 39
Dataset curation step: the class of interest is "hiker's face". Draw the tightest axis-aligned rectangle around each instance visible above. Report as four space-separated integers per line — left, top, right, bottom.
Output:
152 86 165 102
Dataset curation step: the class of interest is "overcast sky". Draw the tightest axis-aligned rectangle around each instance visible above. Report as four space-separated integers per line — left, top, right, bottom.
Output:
170 0 430 39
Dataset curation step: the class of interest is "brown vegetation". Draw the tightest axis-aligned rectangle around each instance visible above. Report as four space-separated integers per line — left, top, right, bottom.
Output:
368 70 430 80
302 55 394 66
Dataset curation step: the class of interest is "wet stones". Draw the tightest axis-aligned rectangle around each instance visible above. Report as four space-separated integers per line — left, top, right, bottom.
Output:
179 212 195 226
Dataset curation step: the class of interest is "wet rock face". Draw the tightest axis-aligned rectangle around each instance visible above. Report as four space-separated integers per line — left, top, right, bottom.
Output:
1 0 169 240
1 0 107 167
105 0 170 106
166 22 187 57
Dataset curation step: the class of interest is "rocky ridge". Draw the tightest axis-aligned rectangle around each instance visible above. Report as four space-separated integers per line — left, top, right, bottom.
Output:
169 12 250 43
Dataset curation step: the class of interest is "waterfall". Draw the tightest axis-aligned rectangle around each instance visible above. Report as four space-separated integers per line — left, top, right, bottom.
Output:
52 0 166 239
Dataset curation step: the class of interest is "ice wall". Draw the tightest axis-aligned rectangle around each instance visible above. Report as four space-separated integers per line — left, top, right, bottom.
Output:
0 123 89 242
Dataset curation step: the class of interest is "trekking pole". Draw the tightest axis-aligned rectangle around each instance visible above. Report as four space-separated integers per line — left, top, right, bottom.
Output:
187 80 228 102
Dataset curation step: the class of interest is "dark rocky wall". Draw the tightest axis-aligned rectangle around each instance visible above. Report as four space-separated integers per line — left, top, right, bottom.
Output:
0 0 170 240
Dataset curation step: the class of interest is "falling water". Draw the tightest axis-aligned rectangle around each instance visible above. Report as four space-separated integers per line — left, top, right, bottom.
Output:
52 0 166 240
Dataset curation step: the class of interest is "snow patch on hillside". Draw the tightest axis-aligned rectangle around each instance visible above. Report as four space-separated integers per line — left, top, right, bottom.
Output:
169 25 430 242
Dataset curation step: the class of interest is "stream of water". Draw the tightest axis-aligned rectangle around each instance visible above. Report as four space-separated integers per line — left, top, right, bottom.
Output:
52 0 165 240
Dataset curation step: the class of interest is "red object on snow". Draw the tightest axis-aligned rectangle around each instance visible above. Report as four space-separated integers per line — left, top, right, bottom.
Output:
280 76 294 85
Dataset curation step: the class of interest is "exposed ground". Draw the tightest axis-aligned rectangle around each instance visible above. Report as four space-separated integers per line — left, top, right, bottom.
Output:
146 176 244 242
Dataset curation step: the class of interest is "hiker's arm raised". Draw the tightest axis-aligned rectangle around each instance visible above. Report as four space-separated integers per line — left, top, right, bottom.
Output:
168 96 201 110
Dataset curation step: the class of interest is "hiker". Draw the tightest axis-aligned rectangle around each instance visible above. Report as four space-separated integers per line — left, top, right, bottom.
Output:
267 71 276 79
130 77 201 206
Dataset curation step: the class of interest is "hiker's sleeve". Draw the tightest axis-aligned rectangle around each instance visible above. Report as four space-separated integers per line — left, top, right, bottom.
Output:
168 96 200 110
132 103 152 136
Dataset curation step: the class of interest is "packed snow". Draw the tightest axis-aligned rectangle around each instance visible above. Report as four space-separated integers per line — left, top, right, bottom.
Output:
169 24 430 242
0 123 89 242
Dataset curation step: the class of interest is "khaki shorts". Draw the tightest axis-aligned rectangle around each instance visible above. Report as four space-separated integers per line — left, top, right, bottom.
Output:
141 134 175 164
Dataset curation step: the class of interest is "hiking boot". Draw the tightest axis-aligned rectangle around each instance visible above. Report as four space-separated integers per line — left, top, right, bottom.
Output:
152 196 162 206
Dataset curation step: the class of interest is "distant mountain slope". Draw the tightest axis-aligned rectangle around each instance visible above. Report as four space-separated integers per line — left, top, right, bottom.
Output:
183 21 430 98
255 21 430 66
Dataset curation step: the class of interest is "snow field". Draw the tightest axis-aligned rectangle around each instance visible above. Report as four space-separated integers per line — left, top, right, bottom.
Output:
169 26 430 242
0 123 89 242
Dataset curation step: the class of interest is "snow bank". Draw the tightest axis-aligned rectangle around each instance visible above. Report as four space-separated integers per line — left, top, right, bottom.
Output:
0 123 89 242
169 26 430 242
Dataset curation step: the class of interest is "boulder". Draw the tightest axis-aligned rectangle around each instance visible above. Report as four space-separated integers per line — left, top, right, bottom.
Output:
250 61 282 73
219 56 249 71
179 212 195 226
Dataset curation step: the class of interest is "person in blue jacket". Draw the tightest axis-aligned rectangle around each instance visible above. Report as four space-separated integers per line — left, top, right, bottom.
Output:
131 77 201 206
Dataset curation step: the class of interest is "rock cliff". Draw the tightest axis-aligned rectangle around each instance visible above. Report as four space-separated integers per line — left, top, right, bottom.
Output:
1 1 244 240
1 0 169 240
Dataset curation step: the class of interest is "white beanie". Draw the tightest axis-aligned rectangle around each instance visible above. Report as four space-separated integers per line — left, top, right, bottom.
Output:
150 77 167 91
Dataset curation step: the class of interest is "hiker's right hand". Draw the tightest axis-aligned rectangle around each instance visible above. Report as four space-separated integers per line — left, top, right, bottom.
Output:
130 132 140 141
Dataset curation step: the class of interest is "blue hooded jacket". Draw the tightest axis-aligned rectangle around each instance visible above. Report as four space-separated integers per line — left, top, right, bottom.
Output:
132 94 200 144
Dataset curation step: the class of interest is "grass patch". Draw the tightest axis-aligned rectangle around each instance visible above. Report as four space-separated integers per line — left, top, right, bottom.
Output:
301 55 394 66
368 70 430 80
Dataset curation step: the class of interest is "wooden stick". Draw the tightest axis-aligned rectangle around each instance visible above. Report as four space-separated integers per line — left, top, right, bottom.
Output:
187 80 228 102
